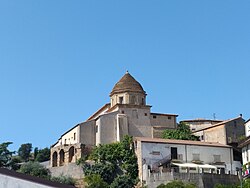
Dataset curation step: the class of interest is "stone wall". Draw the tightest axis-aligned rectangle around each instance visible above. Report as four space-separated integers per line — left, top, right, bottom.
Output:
145 172 239 188
49 163 84 179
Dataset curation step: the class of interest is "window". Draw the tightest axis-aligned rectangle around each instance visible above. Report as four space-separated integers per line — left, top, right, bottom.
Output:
131 96 136 104
142 98 144 105
153 115 157 119
121 110 124 114
119 97 124 104
171 147 178 159
213 155 221 162
168 116 171 120
64 139 67 144
151 151 160 155
96 125 98 133
74 133 76 140
145 113 147 116
192 153 200 161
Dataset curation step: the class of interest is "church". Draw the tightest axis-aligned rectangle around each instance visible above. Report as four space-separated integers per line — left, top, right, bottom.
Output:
50 72 178 167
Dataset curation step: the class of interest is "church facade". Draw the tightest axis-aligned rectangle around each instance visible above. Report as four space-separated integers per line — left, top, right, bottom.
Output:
50 72 178 167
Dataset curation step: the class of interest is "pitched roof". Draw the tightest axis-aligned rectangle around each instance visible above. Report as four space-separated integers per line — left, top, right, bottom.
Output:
192 116 244 133
110 72 146 96
134 137 231 148
0 168 75 188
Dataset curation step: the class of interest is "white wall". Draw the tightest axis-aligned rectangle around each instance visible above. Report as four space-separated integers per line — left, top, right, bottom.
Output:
0 174 52 188
245 121 250 137
140 142 233 173
54 126 80 147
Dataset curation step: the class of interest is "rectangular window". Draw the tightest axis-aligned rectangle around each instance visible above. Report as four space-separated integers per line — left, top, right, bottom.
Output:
96 125 98 133
119 97 124 104
192 153 200 161
153 115 157 119
171 147 178 159
64 139 67 144
168 116 171 120
151 151 160 155
213 155 221 162
74 133 76 140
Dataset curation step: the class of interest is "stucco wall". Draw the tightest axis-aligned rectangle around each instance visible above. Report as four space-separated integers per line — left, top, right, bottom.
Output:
204 125 227 145
0 174 53 188
225 118 245 144
135 140 234 183
54 125 80 147
245 121 250 137
79 120 96 146
97 112 118 145
150 114 177 129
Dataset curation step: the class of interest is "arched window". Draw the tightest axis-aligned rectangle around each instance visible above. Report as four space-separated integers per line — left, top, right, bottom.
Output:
68 146 75 163
59 149 65 166
52 152 58 167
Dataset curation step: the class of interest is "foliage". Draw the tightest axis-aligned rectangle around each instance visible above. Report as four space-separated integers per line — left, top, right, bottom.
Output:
162 122 199 141
157 180 196 188
18 143 32 162
0 142 15 168
110 174 136 188
34 147 50 162
51 175 76 186
84 174 109 188
214 179 250 188
10 156 22 171
82 136 138 187
18 161 50 179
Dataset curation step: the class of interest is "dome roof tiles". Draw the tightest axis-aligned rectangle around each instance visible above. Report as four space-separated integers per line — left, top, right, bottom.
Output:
110 72 146 96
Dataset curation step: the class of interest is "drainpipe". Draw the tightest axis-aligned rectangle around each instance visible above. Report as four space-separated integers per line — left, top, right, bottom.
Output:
185 145 187 162
230 147 233 173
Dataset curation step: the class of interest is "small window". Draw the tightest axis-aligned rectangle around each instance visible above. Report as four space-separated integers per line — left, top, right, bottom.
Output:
192 153 200 161
142 98 144 105
168 116 171 120
153 115 157 119
119 97 124 104
121 110 124 114
151 151 160 155
145 113 147 116
213 155 221 162
64 139 67 144
74 133 76 140
200 135 204 140
96 125 98 133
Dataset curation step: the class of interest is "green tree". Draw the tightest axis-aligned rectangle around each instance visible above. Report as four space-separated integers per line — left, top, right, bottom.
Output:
162 122 199 141
0 142 15 168
18 143 32 162
35 147 50 162
81 136 138 187
84 174 109 188
157 180 196 188
18 161 50 179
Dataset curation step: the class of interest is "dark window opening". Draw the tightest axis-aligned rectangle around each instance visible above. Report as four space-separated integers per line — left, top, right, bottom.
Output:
145 113 147 116
153 115 157 119
171 147 178 159
168 116 171 120
119 97 124 104
74 133 76 140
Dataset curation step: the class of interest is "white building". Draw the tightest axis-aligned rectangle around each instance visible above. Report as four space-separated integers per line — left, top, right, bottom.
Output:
134 137 240 187
50 72 178 167
239 119 250 177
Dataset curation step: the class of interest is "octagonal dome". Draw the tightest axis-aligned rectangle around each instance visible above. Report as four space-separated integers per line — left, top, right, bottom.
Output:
110 72 146 96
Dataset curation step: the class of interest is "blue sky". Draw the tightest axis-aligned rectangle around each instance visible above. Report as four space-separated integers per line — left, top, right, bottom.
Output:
0 1 250 151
